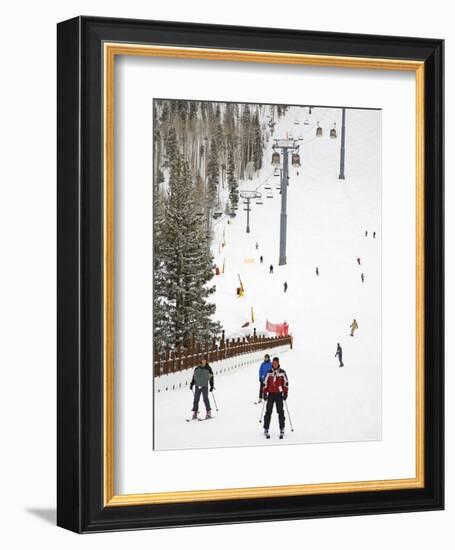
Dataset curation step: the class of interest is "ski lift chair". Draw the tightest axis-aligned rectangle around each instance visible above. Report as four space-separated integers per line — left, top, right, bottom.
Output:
330 123 337 138
316 122 323 137
271 151 281 166
291 153 301 167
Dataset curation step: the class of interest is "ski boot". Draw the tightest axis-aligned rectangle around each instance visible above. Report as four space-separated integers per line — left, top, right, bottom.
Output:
279 429 285 440
205 411 212 420
192 411 198 420
264 429 270 439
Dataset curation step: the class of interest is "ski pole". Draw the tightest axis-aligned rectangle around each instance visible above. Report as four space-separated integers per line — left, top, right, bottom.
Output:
284 399 294 432
259 399 266 423
211 390 219 412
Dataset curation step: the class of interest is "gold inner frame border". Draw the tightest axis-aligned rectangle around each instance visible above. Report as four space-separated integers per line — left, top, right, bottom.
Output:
103 43 425 507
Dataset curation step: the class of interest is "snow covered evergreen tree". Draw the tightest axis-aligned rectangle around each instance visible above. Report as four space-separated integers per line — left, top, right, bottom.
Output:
206 137 220 207
160 153 220 349
153 193 174 351
227 147 239 213
252 110 264 171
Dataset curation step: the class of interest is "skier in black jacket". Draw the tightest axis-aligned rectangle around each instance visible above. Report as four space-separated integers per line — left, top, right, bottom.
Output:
335 343 344 367
190 358 214 419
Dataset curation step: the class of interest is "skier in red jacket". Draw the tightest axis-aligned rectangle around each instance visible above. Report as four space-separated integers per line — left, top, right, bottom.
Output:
262 357 289 439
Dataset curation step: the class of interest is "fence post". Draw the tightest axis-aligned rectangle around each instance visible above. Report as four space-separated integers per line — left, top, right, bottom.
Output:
177 344 182 372
164 347 170 376
154 351 159 377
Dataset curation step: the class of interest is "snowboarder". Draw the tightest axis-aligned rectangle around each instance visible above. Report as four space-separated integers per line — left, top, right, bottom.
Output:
365 230 368 237
316 266 319 276
260 255 263 264
335 343 344 367
284 281 288 293
262 357 289 438
257 354 272 403
350 318 359 337
357 257 361 265
361 273 365 283
269 264 274 274
255 242 259 250
189 358 214 420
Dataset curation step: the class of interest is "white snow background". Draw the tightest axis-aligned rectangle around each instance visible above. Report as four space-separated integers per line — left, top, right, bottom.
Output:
154 105 382 451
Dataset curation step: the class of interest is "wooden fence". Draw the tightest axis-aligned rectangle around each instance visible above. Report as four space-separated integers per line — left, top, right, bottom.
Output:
154 328 292 377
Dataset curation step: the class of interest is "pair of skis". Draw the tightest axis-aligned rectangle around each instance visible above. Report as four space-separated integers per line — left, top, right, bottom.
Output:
185 415 215 422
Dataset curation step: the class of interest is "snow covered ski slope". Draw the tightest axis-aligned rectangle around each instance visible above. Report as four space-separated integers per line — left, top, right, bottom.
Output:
155 105 381 451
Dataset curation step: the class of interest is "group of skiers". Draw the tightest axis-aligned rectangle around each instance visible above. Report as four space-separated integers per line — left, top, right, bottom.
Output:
255 243 289 293
332 228 376 361
188 353 289 438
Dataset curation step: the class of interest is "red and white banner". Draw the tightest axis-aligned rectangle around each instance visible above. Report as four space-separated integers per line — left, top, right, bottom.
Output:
266 319 289 337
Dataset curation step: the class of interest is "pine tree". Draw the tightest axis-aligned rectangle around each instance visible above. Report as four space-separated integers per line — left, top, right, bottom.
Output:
252 111 263 171
165 127 179 170
227 147 239 213
240 104 252 179
206 137 219 207
161 154 220 348
153 193 174 351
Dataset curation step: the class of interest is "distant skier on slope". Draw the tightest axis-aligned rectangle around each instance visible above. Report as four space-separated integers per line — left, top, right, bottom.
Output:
189 358 214 420
365 230 368 237
335 343 344 367
357 257 361 265
262 357 289 439
260 255 263 264
257 354 272 404
255 242 259 250
373 231 376 239
316 266 319 276
361 273 365 283
284 281 288 293
350 318 359 337
269 264 274 274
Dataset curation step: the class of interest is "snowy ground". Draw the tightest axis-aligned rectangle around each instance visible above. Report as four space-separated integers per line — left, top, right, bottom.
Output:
155 106 381 451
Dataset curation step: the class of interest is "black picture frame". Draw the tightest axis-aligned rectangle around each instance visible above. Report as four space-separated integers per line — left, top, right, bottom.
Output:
57 16 444 533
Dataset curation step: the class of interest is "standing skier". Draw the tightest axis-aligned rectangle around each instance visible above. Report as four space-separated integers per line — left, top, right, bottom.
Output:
350 318 359 337
189 358 214 420
262 357 289 439
269 264 274 274
335 343 344 367
361 273 365 283
284 281 288 293
257 354 272 404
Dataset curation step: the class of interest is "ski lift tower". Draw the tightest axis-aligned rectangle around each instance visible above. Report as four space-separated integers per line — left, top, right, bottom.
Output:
239 190 262 234
271 137 302 265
